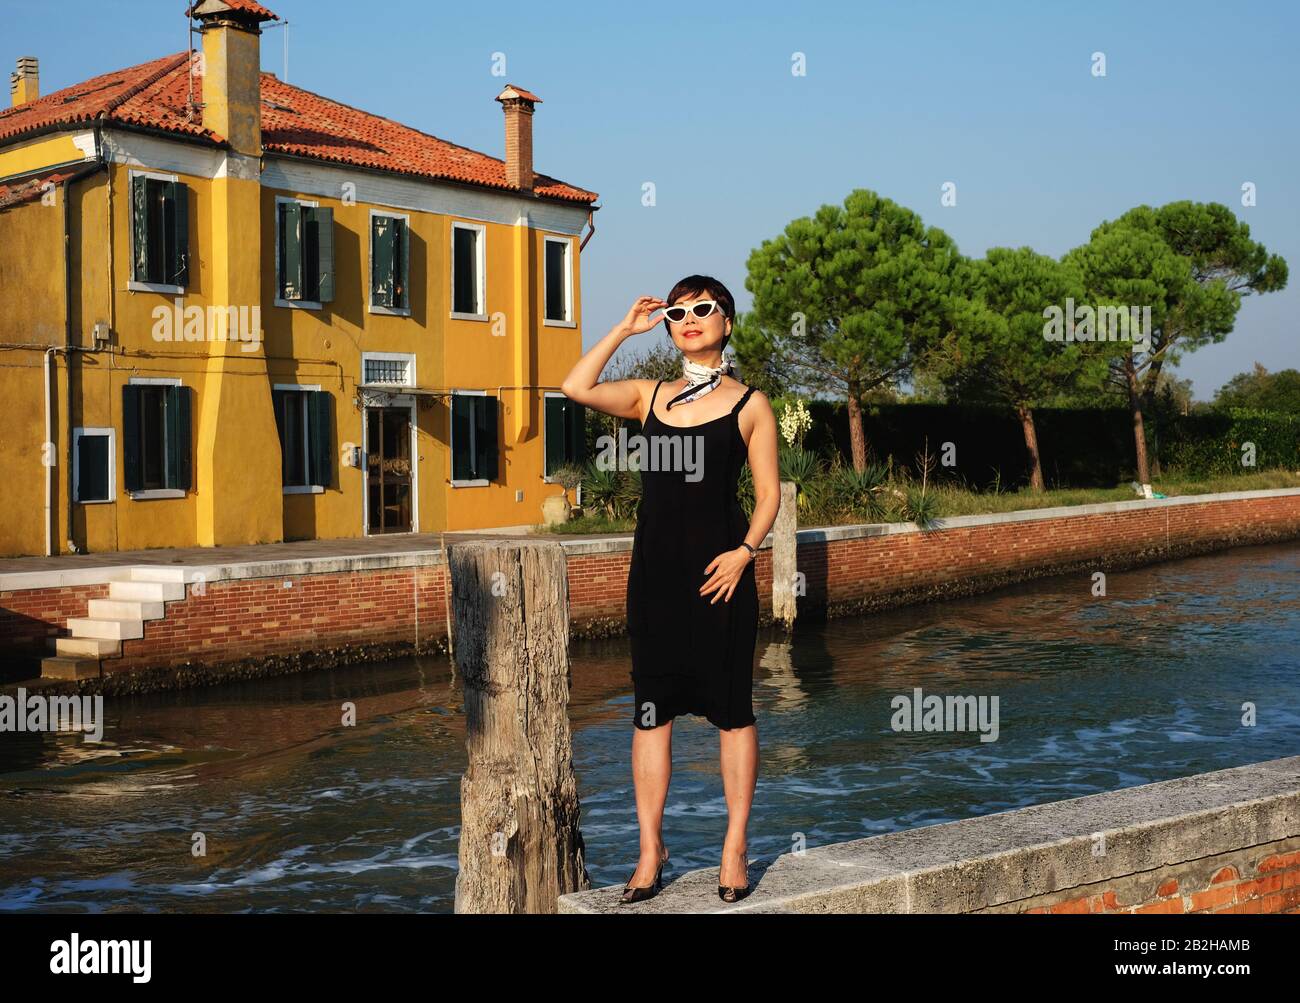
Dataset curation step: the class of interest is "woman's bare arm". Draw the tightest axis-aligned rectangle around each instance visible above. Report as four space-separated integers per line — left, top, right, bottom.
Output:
560 295 666 421
741 392 781 553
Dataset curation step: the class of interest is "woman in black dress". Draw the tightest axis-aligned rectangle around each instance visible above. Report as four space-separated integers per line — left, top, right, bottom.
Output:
560 275 781 904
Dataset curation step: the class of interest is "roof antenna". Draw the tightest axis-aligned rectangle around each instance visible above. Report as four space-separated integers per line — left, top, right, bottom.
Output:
185 5 202 121
262 19 290 82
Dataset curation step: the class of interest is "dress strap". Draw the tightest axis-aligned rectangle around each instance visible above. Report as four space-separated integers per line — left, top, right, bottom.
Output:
730 385 756 415
648 379 662 415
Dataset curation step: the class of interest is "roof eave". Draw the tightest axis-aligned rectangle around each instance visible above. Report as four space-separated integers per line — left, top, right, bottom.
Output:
264 148 598 209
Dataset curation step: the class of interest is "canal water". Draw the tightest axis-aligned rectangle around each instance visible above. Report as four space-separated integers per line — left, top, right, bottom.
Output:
2 541 1297 913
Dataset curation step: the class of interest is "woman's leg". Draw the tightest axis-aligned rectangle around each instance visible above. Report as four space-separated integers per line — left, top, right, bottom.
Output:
627 720 673 886
719 723 758 886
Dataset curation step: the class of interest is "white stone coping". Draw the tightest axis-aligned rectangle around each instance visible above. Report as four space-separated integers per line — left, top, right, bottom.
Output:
2 486 1297 594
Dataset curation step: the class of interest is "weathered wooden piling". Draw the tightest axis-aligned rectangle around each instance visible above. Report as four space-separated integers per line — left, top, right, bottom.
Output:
449 539 591 913
772 481 798 632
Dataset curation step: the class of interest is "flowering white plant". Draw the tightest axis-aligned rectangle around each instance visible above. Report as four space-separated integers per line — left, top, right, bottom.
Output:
777 397 812 448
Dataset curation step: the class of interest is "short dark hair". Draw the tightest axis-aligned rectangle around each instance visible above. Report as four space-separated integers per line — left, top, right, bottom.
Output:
664 274 735 351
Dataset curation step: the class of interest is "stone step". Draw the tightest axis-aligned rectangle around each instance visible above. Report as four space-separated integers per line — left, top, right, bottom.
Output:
41 656 101 680
88 598 165 621
129 565 191 583
65 616 144 640
50 636 122 658
109 580 186 602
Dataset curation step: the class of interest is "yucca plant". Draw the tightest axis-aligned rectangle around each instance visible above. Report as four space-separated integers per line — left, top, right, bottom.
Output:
778 444 822 510
581 460 624 519
825 454 890 521
614 467 643 520
904 486 941 528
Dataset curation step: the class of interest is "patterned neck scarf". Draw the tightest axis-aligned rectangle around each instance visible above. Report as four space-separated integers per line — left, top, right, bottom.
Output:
664 353 737 411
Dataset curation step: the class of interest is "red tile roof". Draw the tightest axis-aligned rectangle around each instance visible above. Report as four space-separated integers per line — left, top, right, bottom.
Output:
0 52 598 205
0 53 217 145
498 85 542 104
186 0 279 21
0 164 99 210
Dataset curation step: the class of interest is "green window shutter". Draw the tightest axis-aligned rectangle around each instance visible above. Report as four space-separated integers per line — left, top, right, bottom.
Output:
395 218 410 309
164 385 192 491
313 206 335 302
478 396 498 482
451 394 471 481
271 388 287 444
271 387 287 483
122 385 142 492
280 201 303 299
566 398 585 465
544 396 564 477
308 390 333 488
372 215 394 308
147 179 168 284
166 181 189 287
396 217 409 309
131 175 150 283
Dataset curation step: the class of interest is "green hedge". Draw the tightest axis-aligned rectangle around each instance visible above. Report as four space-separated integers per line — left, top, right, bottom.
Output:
1158 408 1300 475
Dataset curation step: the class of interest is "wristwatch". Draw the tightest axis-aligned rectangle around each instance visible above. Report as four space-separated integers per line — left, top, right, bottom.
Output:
739 542 757 560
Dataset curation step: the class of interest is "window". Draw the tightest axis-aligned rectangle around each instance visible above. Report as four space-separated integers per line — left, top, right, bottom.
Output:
123 381 191 498
276 198 334 306
272 386 333 492
450 391 498 485
362 353 414 387
544 236 573 324
451 222 485 317
543 393 584 479
73 428 115 503
370 212 410 314
130 172 189 291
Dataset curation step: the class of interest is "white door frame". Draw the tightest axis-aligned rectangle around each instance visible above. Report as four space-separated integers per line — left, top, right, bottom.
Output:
361 394 419 535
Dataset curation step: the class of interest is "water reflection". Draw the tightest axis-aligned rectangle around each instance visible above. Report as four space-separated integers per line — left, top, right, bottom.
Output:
1 541 1297 912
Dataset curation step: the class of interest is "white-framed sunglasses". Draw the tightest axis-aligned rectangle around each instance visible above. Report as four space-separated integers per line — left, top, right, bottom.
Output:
661 299 725 324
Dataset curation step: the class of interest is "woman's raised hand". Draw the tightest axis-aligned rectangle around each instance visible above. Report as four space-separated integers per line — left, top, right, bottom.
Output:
619 295 668 337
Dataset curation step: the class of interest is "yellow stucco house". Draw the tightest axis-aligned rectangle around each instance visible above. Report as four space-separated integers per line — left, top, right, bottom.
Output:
0 0 597 558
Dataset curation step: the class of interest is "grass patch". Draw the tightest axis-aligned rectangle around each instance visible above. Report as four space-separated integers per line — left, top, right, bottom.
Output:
531 467 1300 536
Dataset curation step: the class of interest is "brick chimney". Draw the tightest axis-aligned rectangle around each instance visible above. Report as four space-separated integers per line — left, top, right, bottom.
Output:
188 0 278 157
10 56 38 106
495 84 542 193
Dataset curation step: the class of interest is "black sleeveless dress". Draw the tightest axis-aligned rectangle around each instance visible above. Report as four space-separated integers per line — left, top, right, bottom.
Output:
626 379 759 731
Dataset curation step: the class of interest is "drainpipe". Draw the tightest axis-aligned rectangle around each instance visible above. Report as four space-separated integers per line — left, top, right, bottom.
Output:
63 168 80 554
44 347 58 556
578 208 596 252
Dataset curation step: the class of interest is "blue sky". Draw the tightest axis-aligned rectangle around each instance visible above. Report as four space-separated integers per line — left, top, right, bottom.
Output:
7 0 1297 398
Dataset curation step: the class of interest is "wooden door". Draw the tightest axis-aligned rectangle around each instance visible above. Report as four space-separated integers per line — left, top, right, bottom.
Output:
366 407 412 533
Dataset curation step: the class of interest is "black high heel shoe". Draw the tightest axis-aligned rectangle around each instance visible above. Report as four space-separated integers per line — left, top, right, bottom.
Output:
620 847 669 904
718 853 751 902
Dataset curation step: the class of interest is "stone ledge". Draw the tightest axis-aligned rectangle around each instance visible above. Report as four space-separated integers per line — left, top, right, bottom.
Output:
556 755 1300 913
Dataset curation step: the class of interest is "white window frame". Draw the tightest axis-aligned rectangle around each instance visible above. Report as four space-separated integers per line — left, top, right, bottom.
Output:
542 235 575 328
274 195 322 311
449 220 487 321
369 209 412 317
126 376 185 499
360 351 416 388
72 427 116 504
127 168 186 295
450 388 490 487
273 383 325 494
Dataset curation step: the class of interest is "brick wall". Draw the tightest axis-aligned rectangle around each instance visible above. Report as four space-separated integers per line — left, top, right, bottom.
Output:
1000 838 1300 914
2 490 1298 685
